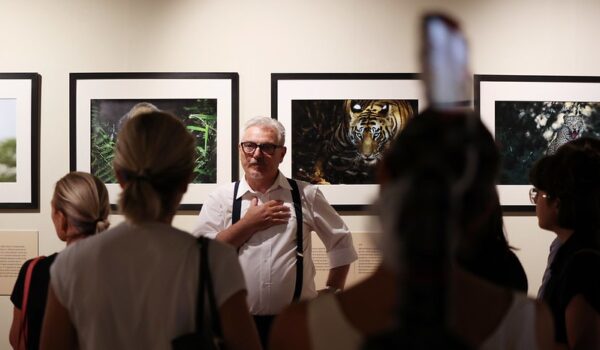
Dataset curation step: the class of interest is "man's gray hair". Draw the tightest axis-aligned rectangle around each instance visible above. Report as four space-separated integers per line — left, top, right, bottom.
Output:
243 116 286 145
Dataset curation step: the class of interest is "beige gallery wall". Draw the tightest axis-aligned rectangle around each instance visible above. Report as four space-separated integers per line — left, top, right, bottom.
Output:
1 0 600 348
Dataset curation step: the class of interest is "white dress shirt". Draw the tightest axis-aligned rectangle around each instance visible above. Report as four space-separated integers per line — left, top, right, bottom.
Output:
194 172 358 315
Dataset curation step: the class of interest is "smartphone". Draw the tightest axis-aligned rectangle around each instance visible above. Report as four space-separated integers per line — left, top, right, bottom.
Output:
422 14 472 110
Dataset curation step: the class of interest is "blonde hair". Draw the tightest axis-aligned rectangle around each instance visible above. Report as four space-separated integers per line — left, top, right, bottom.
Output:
114 111 195 223
52 172 110 238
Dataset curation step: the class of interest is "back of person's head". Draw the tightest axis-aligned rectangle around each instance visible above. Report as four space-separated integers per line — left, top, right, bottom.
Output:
117 102 160 131
114 111 195 223
52 171 110 237
371 110 479 349
243 116 286 145
529 137 600 238
380 109 501 246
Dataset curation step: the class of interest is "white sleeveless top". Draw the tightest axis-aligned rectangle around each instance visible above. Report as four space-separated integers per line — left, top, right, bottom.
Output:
479 292 538 350
307 292 538 350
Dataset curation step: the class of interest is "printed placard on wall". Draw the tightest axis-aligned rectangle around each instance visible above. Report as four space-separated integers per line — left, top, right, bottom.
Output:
475 75 600 209
0 73 41 209
0 230 38 295
312 231 381 290
272 73 424 210
70 73 239 210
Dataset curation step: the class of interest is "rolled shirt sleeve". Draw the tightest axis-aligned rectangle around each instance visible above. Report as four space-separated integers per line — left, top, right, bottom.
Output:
307 186 358 268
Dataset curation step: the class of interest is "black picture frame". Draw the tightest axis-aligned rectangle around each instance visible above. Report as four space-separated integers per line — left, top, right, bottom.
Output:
475 74 600 211
271 73 423 211
0 73 41 209
70 72 239 210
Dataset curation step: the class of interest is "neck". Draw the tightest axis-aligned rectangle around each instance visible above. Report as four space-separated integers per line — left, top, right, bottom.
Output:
65 229 87 246
555 227 575 243
245 172 278 193
159 214 174 224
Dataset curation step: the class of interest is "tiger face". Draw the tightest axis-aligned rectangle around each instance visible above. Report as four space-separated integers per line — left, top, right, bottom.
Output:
340 99 413 165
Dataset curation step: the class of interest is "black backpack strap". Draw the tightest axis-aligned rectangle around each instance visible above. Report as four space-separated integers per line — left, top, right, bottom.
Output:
287 178 304 302
232 181 242 225
195 237 207 331
196 237 224 342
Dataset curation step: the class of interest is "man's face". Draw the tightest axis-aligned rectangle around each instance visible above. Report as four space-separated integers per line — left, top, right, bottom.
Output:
240 126 286 184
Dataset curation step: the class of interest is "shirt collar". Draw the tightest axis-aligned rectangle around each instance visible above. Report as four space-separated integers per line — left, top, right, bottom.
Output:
236 171 291 199
550 231 588 271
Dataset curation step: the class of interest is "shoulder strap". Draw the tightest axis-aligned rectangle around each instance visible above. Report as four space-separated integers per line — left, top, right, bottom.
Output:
195 237 224 341
19 256 45 349
195 238 207 331
287 178 304 302
203 238 224 340
232 181 242 225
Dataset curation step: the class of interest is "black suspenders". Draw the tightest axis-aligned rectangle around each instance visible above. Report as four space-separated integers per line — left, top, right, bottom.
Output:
232 178 304 302
287 179 304 302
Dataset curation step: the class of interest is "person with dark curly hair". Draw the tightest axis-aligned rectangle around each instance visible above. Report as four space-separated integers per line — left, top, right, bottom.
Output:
529 137 600 349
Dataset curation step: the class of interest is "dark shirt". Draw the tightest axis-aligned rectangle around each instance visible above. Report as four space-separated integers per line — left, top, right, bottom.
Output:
542 233 600 344
10 253 58 350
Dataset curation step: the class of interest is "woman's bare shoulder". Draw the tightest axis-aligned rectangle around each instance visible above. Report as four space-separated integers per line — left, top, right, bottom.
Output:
270 301 311 350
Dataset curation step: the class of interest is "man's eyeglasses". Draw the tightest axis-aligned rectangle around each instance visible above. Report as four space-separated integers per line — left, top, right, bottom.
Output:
529 187 551 204
240 142 283 155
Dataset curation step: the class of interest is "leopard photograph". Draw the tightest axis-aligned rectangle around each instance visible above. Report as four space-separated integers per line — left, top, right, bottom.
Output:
495 101 600 184
291 99 417 184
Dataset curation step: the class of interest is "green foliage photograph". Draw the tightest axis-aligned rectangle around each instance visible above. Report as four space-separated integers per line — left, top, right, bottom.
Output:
0 99 17 182
0 138 16 182
91 98 218 183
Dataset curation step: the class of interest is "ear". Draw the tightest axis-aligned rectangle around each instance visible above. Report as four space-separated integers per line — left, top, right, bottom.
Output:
180 175 192 194
279 146 287 163
56 209 68 233
115 170 126 189
551 197 561 216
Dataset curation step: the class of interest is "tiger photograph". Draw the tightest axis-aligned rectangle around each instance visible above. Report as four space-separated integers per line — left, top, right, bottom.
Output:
291 99 417 184
495 100 600 184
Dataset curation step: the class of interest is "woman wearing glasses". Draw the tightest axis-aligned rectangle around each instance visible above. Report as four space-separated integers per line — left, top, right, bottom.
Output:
529 137 600 349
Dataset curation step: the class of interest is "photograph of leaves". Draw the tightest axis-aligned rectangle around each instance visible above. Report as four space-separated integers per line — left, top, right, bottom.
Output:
91 98 217 183
0 99 17 182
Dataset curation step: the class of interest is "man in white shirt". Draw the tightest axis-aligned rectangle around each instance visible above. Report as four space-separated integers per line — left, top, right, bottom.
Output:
194 116 358 347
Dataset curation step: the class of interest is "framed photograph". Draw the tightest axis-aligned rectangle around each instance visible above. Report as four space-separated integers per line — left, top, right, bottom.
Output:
272 73 423 210
475 75 600 210
0 73 41 209
70 72 239 210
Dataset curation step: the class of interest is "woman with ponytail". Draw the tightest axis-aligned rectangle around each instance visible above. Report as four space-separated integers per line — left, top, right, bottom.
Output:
40 111 259 350
9 172 109 350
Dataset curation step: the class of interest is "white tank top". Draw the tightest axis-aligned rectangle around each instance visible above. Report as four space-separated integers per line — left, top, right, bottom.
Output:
307 292 538 350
